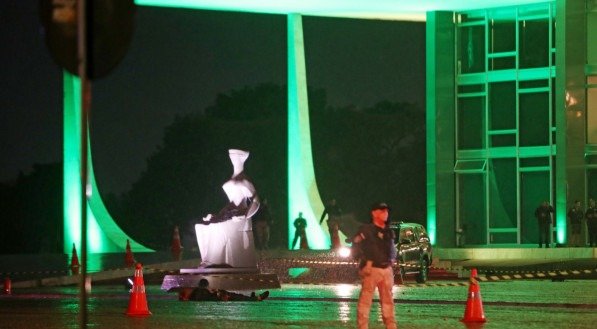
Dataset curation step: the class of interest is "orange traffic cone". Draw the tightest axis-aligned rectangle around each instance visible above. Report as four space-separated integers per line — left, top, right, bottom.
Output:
125 239 135 267
3 277 11 295
70 243 80 275
171 225 183 255
461 268 486 323
126 263 151 317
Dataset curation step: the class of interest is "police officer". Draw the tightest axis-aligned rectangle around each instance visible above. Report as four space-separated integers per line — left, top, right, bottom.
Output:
535 201 554 248
351 202 397 329
291 212 308 249
254 198 273 250
320 198 342 249
567 200 584 247
586 199 597 247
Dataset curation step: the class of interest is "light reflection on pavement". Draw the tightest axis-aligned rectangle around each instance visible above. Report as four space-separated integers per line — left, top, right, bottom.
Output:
1 280 596 329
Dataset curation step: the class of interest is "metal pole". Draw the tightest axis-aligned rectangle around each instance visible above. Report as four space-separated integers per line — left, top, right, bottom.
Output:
77 0 90 327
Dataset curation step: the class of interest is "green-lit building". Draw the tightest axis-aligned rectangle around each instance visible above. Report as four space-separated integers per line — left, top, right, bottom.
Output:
64 0 596 253
426 0 597 247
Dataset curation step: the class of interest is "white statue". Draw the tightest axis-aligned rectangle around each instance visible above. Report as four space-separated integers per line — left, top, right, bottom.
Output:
195 149 260 268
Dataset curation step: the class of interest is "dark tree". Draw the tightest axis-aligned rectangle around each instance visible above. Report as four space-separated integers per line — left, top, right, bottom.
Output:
117 83 290 249
113 83 426 250
0 163 63 254
311 100 426 230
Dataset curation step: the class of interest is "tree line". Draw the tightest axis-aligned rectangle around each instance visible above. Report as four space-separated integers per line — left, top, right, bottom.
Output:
0 82 426 253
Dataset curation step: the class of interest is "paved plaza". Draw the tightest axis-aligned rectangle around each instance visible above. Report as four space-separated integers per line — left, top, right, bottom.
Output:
2 280 597 329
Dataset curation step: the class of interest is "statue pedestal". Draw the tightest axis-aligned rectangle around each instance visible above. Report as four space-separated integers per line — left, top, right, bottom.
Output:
161 271 280 297
161 217 280 296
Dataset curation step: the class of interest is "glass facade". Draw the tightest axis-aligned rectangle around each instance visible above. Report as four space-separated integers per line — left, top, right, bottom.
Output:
454 3 557 246
431 0 597 247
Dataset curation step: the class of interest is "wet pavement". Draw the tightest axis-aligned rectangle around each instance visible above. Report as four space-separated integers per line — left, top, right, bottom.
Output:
1 280 596 329
1 250 596 328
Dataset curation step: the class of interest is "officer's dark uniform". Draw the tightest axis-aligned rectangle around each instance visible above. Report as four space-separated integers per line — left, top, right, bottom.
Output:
535 203 553 248
567 205 584 246
586 204 597 247
352 217 397 329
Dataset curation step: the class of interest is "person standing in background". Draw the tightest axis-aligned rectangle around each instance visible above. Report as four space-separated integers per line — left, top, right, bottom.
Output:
534 201 554 248
320 198 343 249
254 198 273 250
586 199 597 247
292 212 308 250
567 200 584 247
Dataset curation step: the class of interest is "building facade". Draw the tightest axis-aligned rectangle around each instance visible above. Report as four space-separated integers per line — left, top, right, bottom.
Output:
62 0 594 252
427 0 597 247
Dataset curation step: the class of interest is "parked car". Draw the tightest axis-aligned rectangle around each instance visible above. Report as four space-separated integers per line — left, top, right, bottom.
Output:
389 221 432 283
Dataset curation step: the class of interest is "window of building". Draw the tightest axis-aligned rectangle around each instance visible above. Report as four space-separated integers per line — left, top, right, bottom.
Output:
519 91 550 146
457 96 485 149
489 81 516 131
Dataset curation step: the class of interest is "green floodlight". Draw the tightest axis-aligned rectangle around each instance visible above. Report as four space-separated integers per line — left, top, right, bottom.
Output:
63 74 82 252
135 0 551 21
63 73 152 254
287 14 328 249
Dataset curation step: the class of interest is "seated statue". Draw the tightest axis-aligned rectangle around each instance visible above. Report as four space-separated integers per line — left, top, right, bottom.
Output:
195 149 260 268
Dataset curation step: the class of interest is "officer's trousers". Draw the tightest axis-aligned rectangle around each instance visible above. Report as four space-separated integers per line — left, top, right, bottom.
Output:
357 266 397 329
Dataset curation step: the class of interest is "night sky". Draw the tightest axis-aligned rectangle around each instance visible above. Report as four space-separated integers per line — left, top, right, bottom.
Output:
0 1 425 194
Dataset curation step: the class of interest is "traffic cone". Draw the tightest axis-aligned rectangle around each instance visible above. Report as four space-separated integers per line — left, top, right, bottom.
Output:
461 268 486 323
126 263 151 317
125 239 135 267
70 243 80 275
3 277 11 295
171 225 183 257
